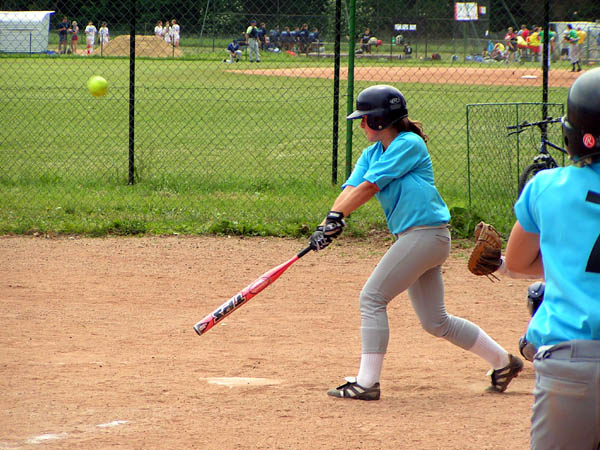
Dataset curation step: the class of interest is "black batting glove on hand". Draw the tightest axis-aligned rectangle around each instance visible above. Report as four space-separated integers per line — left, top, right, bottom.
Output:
323 210 345 238
309 225 332 251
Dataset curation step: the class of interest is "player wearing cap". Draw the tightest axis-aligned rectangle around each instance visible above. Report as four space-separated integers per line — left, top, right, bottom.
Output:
506 68 600 449
245 20 260 63
310 85 523 400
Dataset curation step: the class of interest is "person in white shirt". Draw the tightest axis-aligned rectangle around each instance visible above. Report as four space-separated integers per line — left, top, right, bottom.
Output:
154 20 163 38
171 19 180 47
85 21 97 54
163 20 171 44
98 22 109 46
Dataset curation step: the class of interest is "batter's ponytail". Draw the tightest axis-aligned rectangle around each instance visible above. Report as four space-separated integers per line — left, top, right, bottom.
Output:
395 117 428 143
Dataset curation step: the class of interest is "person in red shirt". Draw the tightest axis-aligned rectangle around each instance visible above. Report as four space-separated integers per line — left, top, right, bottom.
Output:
504 26 518 64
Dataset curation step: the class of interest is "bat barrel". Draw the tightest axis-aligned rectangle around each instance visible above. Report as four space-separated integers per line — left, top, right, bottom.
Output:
193 245 313 337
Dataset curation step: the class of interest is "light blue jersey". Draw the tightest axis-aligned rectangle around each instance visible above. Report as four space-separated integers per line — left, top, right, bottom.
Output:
342 131 450 234
515 163 600 348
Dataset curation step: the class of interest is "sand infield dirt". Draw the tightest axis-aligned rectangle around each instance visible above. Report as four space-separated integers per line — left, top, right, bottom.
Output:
237 65 583 87
92 35 184 58
1 235 536 449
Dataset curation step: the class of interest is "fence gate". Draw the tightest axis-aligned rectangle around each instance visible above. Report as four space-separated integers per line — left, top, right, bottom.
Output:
466 102 565 232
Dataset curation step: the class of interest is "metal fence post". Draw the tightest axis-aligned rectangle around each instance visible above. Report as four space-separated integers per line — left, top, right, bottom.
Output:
331 0 341 185
344 0 356 181
128 0 136 185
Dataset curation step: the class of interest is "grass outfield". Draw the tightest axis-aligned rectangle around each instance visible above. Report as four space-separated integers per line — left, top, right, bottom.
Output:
0 55 569 237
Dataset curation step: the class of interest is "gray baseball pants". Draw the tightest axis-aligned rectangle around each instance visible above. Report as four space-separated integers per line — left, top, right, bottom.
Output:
248 38 260 61
360 225 480 354
531 340 600 450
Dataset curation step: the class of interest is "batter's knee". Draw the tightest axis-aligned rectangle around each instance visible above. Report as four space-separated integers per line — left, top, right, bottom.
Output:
359 286 389 316
419 317 450 338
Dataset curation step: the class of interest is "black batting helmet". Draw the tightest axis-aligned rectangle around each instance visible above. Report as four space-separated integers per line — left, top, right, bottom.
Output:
347 85 408 130
561 67 600 164
527 281 545 317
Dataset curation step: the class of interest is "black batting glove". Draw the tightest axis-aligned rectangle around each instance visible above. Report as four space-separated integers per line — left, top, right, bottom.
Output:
309 225 332 251
323 210 345 239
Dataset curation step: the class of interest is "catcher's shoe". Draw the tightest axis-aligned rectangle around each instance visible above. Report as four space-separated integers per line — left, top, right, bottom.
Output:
486 354 524 393
327 377 380 400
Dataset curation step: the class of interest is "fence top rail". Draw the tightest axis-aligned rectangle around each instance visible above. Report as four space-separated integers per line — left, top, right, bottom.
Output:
466 102 564 107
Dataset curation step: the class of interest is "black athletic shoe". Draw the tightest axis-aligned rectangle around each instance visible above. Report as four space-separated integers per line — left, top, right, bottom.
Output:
486 354 524 393
327 377 380 400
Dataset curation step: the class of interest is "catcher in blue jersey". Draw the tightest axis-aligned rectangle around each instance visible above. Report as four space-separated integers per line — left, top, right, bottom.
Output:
309 85 523 400
506 68 600 449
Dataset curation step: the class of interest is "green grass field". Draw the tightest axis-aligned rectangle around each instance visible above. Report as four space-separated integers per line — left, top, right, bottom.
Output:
0 52 570 237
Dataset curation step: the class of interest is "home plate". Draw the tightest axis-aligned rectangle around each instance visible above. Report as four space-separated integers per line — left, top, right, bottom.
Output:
521 75 537 79
206 377 281 388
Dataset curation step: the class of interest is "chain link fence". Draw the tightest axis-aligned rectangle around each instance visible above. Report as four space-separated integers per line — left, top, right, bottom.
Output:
1 1 599 237
466 101 565 232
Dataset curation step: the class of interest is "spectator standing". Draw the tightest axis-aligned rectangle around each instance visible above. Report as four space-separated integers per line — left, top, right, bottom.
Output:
268 26 280 50
566 24 581 72
308 27 319 53
528 26 541 62
280 27 291 51
154 20 163 38
258 22 267 50
290 26 300 52
163 20 171 44
538 26 557 68
57 16 69 54
98 22 109 47
69 20 79 54
245 19 261 63
504 26 518 64
577 26 587 64
518 24 530 60
84 21 97 55
298 23 310 53
171 19 180 47
560 28 571 61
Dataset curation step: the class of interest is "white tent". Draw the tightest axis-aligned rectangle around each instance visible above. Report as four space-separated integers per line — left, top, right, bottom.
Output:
0 11 54 53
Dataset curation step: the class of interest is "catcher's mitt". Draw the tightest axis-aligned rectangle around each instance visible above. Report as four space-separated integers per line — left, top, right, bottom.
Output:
468 222 502 280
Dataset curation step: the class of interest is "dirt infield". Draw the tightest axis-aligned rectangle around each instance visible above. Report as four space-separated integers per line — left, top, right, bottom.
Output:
1 236 537 449
239 65 583 87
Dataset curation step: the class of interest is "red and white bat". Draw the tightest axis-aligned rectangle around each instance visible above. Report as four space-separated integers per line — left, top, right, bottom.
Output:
193 245 313 336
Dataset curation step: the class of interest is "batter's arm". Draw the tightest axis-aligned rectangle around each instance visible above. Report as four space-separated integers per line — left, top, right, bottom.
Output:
329 181 379 219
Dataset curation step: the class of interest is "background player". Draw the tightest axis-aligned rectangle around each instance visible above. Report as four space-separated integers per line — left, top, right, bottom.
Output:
98 22 109 47
309 85 523 400
505 67 600 449
170 19 180 47
245 20 261 63
154 20 163 38
224 36 243 63
84 21 97 55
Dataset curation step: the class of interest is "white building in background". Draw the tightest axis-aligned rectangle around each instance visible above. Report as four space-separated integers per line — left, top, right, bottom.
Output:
0 11 55 54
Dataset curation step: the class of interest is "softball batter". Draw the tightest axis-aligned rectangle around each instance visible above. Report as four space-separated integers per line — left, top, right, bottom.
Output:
310 85 523 400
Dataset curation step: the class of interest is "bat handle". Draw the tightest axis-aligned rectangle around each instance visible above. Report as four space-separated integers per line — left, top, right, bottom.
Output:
297 245 314 258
